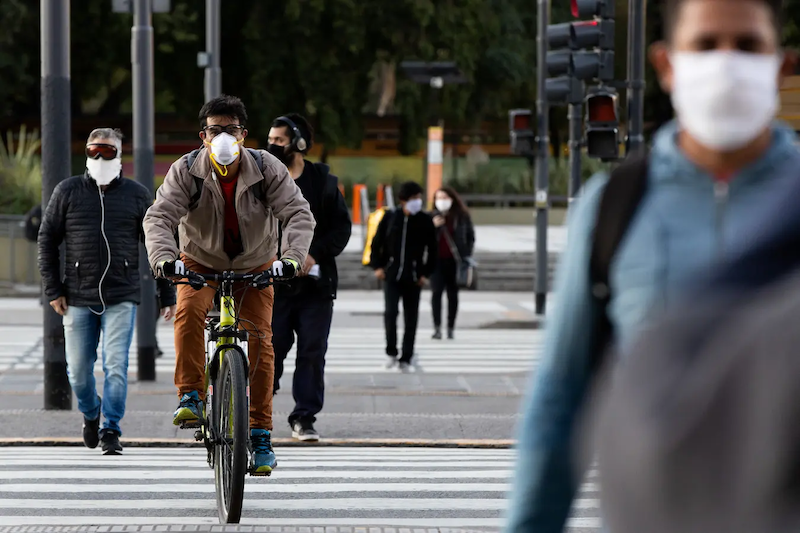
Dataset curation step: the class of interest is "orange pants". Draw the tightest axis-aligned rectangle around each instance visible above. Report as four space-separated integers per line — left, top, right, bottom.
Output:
174 255 275 430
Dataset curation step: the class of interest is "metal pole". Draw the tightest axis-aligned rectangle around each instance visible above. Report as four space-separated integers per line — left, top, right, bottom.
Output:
204 0 222 101
133 0 157 382
534 0 551 316
626 0 647 154
41 0 72 410
567 103 583 202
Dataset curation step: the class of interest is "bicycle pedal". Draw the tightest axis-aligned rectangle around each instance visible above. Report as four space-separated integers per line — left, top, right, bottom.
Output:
179 420 201 429
249 470 272 477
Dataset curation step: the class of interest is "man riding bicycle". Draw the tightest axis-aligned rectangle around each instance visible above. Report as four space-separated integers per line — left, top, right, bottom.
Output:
143 95 315 473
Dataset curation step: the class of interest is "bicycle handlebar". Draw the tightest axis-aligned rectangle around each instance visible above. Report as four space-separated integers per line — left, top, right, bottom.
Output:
171 268 288 290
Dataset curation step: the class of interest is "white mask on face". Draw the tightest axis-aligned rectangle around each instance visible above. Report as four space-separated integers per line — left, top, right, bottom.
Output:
435 198 453 213
206 132 242 169
670 51 781 151
405 198 423 215
86 157 122 187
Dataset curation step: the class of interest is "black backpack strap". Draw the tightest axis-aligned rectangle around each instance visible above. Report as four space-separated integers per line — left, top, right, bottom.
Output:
588 154 649 371
314 162 339 218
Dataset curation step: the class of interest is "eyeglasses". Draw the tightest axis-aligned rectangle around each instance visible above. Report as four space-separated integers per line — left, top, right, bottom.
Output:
202 125 245 136
85 144 119 160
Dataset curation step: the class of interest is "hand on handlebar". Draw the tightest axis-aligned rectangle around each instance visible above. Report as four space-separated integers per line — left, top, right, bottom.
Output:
269 258 300 279
156 259 186 279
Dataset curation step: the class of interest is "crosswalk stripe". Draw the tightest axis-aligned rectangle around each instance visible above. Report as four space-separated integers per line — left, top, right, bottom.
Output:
0 446 600 531
5 327 543 374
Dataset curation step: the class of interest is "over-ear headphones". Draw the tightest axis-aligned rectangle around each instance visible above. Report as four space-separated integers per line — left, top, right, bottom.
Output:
275 116 308 153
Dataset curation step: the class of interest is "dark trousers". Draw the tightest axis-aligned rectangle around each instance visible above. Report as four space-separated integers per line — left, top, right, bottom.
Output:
272 292 334 425
384 280 422 363
431 257 459 329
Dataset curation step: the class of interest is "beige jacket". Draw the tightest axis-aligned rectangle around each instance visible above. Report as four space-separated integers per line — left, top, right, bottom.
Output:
143 147 315 273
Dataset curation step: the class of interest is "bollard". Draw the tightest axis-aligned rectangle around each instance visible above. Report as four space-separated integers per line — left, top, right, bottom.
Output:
376 184 385 209
352 184 367 225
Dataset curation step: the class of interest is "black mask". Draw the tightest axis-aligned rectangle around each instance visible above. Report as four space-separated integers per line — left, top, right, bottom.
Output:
267 143 293 165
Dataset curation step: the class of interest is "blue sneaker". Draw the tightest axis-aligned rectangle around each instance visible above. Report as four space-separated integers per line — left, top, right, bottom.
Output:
173 391 203 427
250 429 277 475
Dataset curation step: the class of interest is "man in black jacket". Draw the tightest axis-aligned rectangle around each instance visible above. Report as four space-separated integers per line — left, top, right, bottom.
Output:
370 181 437 372
267 113 352 441
38 128 176 455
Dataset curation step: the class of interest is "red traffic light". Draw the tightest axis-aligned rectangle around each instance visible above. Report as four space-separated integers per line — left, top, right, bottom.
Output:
587 94 616 122
510 110 532 131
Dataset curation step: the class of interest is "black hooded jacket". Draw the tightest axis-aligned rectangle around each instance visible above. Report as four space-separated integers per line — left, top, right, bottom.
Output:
369 207 437 282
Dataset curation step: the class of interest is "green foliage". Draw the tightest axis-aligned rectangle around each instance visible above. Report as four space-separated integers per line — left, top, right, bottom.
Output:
0 126 42 215
447 154 610 199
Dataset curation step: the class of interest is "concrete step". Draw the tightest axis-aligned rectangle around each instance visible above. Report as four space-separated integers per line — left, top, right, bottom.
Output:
335 251 559 291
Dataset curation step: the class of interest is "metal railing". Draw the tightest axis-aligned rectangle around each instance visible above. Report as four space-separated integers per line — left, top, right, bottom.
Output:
460 194 569 207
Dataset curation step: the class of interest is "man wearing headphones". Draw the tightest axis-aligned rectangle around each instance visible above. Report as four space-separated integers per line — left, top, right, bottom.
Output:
268 113 352 441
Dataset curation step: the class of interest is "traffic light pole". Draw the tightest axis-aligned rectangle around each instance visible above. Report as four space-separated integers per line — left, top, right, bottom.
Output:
534 0 550 316
132 0 157 382
626 0 647 153
204 0 222 102
41 0 72 410
567 102 583 202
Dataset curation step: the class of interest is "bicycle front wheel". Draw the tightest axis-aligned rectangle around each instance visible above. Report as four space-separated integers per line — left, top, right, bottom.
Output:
214 349 249 523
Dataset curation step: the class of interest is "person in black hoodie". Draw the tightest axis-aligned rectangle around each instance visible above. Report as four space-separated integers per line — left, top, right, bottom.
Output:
267 113 352 441
370 181 437 372
38 128 176 455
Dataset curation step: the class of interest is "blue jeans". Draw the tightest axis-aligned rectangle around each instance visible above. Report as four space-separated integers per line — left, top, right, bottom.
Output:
63 302 136 435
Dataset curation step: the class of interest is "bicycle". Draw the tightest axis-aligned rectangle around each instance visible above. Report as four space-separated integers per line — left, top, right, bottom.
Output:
171 268 282 524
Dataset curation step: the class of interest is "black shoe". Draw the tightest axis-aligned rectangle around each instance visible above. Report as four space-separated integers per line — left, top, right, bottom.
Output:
291 420 320 442
447 328 454 340
82 415 100 449
432 328 442 340
100 429 123 455
155 345 164 359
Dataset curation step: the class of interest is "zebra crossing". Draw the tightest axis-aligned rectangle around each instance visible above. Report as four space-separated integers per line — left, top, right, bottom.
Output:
0 326 542 374
0 446 600 530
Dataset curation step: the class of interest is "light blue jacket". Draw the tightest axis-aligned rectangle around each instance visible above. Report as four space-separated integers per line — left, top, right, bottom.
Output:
504 120 800 532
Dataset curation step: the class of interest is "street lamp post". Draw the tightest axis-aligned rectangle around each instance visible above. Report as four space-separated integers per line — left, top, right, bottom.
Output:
41 0 72 410
132 0 158 382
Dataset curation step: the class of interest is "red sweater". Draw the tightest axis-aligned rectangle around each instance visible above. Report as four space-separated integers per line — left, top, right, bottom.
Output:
218 177 243 258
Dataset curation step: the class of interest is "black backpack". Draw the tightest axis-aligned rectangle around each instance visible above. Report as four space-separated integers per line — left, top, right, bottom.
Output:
588 154 649 371
184 147 268 210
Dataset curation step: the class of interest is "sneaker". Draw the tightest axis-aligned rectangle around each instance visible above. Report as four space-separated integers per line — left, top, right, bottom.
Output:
82 395 101 449
291 420 320 442
384 356 398 370
447 328 454 340
250 429 278 475
100 429 123 455
432 328 442 340
398 361 416 373
173 391 203 427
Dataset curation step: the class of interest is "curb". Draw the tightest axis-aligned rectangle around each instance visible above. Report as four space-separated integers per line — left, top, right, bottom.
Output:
0 437 515 448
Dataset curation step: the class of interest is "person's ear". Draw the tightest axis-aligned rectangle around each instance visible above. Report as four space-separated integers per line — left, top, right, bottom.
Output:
649 41 674 93
242 128 249 140
199 131 206 142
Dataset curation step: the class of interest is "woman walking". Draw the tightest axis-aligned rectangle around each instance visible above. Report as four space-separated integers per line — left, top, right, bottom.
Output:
431 187 475 340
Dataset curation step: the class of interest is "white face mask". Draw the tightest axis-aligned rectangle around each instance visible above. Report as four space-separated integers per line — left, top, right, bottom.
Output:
435 198 452 213
206 132 242 171
405 198 423 215
86 157 122 187
670 51 781 151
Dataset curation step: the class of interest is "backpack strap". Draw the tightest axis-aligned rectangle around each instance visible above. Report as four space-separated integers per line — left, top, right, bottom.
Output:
314 162 339 219
185 148 268 210
588 154 649 371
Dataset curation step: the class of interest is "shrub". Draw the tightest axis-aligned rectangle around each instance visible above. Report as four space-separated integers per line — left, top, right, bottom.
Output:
0 125 42 215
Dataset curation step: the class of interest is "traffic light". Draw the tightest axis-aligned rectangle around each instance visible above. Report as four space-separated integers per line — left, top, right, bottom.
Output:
585 87 619 160
545 0 616 105
508 109 534 156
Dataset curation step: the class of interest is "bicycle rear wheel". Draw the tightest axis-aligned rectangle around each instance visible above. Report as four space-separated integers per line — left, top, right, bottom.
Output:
214 349 249 523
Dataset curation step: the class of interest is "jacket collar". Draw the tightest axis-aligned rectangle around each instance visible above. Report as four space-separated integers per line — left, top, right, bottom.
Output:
82 170 124 191
188 146 264 189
